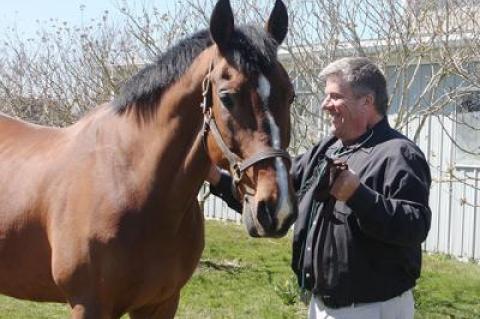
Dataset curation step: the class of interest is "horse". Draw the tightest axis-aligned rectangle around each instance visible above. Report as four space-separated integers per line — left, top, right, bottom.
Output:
0 0 297 318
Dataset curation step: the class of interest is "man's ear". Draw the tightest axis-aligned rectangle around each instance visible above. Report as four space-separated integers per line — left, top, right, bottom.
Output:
364 94 375 109
365 93 383 124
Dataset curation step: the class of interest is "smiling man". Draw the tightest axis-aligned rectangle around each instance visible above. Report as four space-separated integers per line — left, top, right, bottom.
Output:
208 57 432 319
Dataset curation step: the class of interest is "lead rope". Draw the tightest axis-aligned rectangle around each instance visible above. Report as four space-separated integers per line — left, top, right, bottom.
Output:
299 132 373 301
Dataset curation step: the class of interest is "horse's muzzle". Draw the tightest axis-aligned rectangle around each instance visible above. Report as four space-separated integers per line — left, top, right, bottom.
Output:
242 194 297 238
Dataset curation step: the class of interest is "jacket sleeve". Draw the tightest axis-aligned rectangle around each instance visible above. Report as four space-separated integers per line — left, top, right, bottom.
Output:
209 171 243 213
290 143 322 194
210 150 309 214
346 143 432 246
291 153 307 194
210 140 324 215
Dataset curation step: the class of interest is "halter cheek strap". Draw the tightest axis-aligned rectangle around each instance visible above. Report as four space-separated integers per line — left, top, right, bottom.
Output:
200 63 291 186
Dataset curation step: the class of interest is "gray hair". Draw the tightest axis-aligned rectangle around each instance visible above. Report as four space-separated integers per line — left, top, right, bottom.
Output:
319 57 389 115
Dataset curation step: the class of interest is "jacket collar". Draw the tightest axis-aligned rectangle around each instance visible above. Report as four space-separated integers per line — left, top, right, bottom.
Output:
330 117 390 155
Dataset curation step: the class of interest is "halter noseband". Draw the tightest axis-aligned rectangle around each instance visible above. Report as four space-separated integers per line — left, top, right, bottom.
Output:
200 64 291 186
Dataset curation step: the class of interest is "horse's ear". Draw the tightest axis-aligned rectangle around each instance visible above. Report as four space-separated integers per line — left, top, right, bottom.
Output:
265 0 288 45
210 0 234 52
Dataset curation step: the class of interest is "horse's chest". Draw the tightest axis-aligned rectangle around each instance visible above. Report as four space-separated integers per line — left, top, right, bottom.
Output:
50 199 205 305
116 210 205 303
110 206 205 290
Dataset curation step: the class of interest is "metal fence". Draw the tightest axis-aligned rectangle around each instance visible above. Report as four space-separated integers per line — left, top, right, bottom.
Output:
406 114 480 262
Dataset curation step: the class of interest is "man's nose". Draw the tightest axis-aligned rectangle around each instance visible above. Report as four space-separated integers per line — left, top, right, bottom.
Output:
321 98 331 110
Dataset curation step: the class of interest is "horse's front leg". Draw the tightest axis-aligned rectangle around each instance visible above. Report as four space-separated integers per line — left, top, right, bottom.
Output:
69 300 117 319
54 262 118 319
128 292 180 319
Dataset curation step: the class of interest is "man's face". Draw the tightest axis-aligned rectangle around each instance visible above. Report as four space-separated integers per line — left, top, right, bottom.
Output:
321 75 370 144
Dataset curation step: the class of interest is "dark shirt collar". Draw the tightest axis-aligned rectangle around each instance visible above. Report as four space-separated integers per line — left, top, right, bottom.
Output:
343 117 387 146
371 116 390 134
331 117 389 155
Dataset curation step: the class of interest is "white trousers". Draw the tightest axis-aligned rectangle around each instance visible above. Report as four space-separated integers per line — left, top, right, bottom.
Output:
308 290 414 319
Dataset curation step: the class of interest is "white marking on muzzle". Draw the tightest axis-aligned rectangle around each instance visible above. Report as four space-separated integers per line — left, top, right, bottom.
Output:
264 110 292 232
257 74 292 230
257 74 292 232
257 74 271 106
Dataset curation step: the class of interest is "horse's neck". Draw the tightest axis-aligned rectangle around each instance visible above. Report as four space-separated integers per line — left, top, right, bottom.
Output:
91 55 212 210
144 57 211 199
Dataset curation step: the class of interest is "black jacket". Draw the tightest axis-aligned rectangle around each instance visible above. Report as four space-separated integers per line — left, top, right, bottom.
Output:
211 118 432 308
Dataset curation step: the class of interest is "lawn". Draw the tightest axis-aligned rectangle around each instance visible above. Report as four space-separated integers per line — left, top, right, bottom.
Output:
0 220 479 318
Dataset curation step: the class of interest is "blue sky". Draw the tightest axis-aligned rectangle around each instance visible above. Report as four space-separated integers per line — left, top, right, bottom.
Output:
0 0 177 36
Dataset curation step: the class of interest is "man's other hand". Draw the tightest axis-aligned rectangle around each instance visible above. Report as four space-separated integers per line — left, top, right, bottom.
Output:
330 169 360 201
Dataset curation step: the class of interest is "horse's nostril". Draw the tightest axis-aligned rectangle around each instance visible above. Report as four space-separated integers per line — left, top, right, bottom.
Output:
257 200 276 231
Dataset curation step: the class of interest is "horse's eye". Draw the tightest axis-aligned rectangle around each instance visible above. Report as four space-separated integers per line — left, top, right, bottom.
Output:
219 92 235 109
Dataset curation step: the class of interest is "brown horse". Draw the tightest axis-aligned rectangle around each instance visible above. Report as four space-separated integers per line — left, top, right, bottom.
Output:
0 0 296 318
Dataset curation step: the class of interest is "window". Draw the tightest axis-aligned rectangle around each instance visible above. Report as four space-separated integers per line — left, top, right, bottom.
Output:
455 91 480 166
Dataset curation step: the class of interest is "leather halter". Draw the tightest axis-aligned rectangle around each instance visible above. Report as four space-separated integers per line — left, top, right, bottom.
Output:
200 64 291 186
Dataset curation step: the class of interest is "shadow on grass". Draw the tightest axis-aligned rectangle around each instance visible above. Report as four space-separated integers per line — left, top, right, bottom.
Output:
198 259 246 274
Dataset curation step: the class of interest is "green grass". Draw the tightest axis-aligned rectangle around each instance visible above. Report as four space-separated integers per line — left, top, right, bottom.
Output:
0 220 479 318
176 221 305 319
414 254 480 319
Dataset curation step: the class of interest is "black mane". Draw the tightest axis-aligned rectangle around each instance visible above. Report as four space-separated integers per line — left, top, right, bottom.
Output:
113 25 279 120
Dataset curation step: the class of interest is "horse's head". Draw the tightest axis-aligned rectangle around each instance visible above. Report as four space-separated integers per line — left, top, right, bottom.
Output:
203 0 297 238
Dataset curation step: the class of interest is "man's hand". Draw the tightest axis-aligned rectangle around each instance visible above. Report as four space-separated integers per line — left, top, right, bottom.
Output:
330 169 360 201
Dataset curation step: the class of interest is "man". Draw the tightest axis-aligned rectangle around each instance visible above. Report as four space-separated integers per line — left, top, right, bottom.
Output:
208 57 431 319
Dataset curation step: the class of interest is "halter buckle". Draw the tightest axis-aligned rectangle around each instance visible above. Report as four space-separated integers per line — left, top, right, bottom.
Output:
231 163 243 185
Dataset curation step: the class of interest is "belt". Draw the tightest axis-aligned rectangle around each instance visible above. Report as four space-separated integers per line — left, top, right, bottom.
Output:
319 295 354 309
